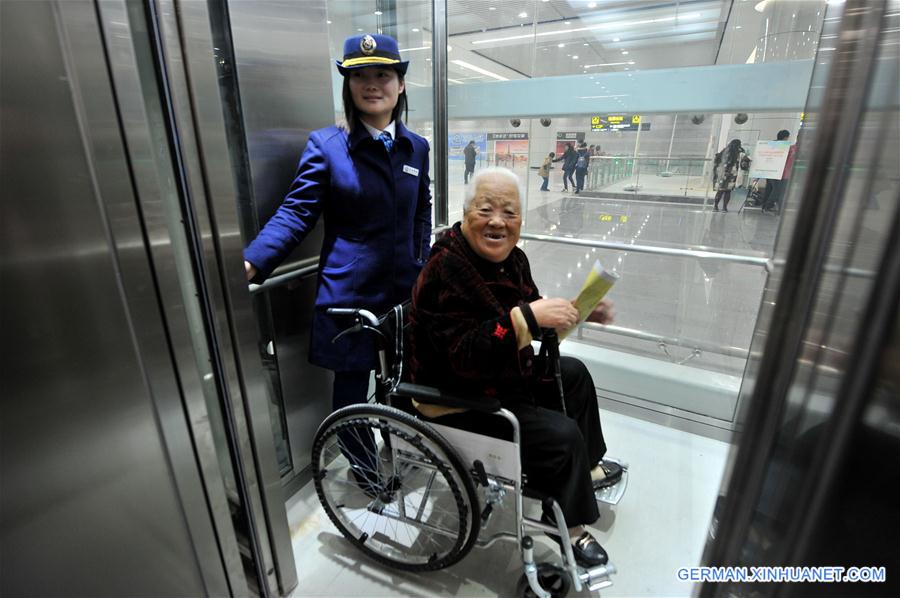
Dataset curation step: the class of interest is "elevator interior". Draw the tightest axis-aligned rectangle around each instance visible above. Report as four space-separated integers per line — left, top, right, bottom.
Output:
2 0 898 596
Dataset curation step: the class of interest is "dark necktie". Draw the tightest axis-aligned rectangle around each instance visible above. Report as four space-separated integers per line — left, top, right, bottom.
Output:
378 131 393 153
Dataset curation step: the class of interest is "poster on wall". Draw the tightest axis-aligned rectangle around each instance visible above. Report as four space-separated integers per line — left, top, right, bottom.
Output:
555 132 585 156
749 140 791 179
448 133 487 161
491 139 529 168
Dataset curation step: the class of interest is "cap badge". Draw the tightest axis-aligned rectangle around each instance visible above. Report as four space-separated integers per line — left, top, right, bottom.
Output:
360 35 377 55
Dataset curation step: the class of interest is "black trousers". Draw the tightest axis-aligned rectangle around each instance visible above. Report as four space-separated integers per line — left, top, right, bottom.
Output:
575 169 587 192
763 179 784 210
333 371 380 486
464 164 475 184
423 357 607 526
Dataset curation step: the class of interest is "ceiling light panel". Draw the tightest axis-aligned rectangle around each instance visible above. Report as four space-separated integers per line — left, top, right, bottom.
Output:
446 0 727 81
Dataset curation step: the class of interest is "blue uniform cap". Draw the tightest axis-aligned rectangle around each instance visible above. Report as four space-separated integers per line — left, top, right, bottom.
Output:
336 33 409 76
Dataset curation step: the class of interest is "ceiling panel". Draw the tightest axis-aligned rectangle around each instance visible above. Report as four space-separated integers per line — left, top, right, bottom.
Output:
446 0 728 81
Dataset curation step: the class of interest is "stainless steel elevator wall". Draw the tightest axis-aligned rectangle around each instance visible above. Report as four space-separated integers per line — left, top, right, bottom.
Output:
0 1 219 594
227 0 338 478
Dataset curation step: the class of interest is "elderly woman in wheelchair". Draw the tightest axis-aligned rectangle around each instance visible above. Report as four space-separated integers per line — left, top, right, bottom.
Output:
311 168 627 596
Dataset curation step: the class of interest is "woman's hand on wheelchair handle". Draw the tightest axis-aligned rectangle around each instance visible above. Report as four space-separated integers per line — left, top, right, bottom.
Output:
530 298 579 332
244 260 257 281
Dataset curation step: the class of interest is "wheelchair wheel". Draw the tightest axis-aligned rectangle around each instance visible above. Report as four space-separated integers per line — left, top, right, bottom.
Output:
311 404 479 571
519 563 571 598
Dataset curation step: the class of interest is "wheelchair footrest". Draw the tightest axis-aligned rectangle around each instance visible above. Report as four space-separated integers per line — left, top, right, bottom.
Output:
594 457 628 506
579 561 617 592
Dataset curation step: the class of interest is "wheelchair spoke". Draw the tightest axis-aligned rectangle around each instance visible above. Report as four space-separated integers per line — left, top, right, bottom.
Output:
414 470 436 522
312 406 479 570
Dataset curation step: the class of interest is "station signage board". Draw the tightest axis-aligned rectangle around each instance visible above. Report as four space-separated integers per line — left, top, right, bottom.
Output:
590 114 648 132
556 131 585 141
488 132 529 140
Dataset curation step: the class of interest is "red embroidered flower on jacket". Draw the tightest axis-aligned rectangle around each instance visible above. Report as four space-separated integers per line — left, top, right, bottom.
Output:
492 323 508 340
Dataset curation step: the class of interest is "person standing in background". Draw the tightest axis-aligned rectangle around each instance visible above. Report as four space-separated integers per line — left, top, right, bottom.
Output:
539 151 555 191
762 130 792 214
557 143 577 192
242 33 432 494
464 139 478 184
712 139 745 212
574 142 591 194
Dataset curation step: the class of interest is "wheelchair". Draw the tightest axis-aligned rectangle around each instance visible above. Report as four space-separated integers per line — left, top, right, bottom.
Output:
310 304 628 597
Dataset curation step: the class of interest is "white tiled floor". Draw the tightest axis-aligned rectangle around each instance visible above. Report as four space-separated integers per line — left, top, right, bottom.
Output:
286 409 730 597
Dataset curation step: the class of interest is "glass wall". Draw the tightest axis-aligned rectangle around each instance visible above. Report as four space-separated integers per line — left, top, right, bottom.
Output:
445 0 828 423
705 0 900 586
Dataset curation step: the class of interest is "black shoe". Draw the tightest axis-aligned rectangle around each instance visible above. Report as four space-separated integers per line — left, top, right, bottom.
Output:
572 532 609 567
592 460 623 489
541 515 609 568
713 207 719 212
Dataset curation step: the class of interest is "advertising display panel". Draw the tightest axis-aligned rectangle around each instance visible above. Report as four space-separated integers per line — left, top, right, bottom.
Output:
749 140 792 179
449 132 487 161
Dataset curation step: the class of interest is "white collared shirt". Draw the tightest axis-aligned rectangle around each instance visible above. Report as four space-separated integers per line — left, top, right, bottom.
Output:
361 120 396 142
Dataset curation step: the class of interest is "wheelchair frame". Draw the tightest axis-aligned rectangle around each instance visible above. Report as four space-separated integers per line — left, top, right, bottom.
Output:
311 305 626 596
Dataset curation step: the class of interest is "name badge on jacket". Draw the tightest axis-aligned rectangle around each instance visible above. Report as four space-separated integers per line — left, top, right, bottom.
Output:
403 164 419 177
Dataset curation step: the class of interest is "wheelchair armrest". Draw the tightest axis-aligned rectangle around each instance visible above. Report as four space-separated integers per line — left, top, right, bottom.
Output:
391 383 502 413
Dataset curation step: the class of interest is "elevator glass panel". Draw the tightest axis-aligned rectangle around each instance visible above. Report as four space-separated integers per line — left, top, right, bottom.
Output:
446 0 831 427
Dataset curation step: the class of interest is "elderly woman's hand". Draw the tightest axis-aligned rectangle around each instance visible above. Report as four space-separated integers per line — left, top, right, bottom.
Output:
584 299 615 325
530 298 579 332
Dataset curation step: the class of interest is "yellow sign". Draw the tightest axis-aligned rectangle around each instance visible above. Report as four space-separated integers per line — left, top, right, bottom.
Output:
620 215 628 223
599 214 613 222
591 114 646 132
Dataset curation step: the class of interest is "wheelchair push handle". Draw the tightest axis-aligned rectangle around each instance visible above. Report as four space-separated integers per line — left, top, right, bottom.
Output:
326 307 381 328
327 307 384 344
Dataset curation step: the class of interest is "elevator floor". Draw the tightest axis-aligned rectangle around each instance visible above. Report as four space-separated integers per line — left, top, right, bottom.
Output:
286 409 729 597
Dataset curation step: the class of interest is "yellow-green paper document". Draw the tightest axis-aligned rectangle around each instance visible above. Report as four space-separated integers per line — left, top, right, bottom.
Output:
561 260 619 340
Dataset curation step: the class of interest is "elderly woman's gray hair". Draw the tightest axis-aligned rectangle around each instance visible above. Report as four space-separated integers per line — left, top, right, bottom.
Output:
462 167 525 213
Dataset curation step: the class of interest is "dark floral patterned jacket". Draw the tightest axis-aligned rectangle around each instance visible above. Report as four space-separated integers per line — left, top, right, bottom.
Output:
408 222 540 404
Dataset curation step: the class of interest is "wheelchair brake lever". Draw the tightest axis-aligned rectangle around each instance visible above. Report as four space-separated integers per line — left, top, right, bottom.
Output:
480 503 493 528
473 460 489 487
331 322 362 344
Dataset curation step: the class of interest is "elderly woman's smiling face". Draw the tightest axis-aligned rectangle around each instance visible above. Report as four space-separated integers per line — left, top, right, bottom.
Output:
461 173 522 263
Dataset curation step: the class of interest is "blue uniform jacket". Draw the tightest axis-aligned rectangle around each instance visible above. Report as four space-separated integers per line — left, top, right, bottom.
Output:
244 120 432 371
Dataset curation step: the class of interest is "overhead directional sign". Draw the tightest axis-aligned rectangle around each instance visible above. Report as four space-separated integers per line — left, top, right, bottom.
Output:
591 114 648 132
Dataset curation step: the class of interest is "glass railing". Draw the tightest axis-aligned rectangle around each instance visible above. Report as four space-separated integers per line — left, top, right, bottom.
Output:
521 234 768 381
582 156 716 200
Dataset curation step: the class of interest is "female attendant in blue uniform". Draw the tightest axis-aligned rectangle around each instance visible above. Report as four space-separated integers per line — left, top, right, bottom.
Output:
243 34 432 489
